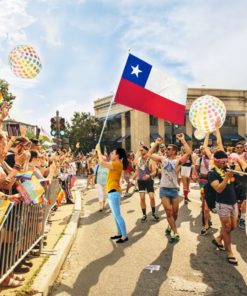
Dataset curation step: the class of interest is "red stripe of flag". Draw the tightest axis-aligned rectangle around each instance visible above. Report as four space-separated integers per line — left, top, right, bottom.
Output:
115 78 186 125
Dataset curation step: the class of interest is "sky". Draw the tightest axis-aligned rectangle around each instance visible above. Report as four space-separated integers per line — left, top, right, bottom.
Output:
0 0 247 132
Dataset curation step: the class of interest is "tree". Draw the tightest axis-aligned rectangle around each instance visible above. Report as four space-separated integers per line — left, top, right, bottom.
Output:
66 112 117 153
0 79 16 107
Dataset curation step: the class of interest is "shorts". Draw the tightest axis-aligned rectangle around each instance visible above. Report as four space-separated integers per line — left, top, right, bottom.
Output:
137 179 154 193
160 187 179 199
124 172 131 183
216 202 238 218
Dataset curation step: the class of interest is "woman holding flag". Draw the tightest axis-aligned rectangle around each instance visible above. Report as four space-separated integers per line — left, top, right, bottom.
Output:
96 143 129 243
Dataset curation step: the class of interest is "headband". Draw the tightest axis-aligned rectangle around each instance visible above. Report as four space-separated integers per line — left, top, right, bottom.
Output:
213 158 228 163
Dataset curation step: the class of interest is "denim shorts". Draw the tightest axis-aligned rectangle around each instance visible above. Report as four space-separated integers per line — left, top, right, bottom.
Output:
160 187 179 199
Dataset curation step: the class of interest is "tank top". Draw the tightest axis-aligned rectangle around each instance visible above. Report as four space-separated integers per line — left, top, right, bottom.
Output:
160 158 179 189
137 157 151 180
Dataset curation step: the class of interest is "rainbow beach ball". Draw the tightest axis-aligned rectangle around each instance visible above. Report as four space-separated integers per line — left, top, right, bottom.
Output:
189 95 226 133
8 45 42 79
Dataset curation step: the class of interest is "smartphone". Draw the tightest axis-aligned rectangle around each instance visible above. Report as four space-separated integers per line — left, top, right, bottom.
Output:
6 124 21 137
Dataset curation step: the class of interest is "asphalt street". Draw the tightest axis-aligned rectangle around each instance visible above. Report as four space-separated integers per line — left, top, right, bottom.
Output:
50 179 247 296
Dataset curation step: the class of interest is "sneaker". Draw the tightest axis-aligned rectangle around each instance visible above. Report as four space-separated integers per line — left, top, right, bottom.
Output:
169 233 180 243
152 213 160 222
184 199 188 205
209 220 213 227
165 226 171 236
141 215 147 223
124 193 132 198
200 226 208 236
239 218 246 229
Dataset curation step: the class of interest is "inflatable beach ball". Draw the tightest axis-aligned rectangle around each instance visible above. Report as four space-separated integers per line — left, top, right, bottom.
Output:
194 129 206 140
189 95 226 133
8 45 42 79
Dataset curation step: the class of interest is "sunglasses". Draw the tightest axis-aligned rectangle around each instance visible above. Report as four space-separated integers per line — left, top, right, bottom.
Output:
236 146 244 149
167 147 173 151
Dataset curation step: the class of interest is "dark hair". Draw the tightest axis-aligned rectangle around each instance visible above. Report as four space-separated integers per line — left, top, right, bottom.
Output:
168 144 178 153
30 150 38 162
235 142 244 147
214 150 228 159
116 147 128 170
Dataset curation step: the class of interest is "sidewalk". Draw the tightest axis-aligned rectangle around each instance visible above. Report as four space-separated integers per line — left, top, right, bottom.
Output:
0 183 82 296
51 182 247 296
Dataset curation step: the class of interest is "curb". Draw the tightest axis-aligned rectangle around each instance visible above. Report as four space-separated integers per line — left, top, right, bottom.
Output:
32 187 82 296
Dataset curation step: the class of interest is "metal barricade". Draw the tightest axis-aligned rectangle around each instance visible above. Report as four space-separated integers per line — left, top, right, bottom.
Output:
0 179 61 284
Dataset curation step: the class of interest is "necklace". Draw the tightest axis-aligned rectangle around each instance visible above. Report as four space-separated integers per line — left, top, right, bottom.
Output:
214 167 235 183
138 157 149 171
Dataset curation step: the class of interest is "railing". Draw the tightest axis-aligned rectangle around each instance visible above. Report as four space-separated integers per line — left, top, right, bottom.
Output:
0 179 60 284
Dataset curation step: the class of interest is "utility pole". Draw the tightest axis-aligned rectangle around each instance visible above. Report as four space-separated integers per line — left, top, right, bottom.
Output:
56 110 60 146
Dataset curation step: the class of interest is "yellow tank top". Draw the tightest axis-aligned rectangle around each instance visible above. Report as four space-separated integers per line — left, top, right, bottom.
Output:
106 160 123 193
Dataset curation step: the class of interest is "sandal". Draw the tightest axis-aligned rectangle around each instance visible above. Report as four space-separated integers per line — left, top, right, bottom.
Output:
227 256 238 265
212 239 225 251
0 277 23 287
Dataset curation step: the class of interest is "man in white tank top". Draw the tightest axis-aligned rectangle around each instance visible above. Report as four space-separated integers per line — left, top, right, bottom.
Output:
147 134 192 243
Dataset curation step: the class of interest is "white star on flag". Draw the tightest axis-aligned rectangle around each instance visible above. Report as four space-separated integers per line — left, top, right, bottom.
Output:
131 64 142 77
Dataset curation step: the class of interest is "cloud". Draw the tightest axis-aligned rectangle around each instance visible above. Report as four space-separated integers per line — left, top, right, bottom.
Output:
118 0 247 89
40 15 62 47
0 0 34 44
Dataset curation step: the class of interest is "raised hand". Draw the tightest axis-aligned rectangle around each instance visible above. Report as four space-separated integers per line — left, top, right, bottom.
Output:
176 133 185 141
155 137 163 145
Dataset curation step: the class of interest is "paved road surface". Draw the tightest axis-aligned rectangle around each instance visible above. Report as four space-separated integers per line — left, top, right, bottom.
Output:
50 180 247 296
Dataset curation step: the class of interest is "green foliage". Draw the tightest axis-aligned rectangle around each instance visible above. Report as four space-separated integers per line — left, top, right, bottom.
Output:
25 130 36 139
0 79 16 107
66 112 115 153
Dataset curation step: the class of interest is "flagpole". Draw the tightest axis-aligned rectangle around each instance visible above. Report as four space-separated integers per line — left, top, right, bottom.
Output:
98 49 131 145
98 93 115 144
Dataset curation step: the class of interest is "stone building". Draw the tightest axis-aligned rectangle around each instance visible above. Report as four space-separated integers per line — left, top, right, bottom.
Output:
94 87 247 151
3 118 38 137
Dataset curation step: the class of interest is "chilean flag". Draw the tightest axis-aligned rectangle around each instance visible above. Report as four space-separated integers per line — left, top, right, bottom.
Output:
115 54 187 125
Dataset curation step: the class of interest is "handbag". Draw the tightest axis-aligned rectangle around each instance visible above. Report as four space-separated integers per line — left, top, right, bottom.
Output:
94 165 99 184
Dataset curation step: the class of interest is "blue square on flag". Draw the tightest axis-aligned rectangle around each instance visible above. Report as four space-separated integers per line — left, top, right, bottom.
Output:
122 54 152 88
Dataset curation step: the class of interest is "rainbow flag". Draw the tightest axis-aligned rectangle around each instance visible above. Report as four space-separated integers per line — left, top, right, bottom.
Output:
15 170 33 180
57 189 66 206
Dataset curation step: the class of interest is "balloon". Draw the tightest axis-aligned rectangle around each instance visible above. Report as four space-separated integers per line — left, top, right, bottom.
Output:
8 45 42 79
189 95 226 133
194 129 206 140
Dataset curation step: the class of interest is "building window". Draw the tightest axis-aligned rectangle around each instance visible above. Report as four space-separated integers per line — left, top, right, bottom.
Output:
224 116 237 127
150 115 158 126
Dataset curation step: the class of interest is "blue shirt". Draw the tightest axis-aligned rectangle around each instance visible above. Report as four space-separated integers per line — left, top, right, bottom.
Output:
94 164 108 185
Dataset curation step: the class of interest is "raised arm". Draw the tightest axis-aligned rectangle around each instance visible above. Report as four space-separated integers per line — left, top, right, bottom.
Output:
177 133 192 156
146 138 163 162
215 118 224 152
96 143 113 169
203 132 212 159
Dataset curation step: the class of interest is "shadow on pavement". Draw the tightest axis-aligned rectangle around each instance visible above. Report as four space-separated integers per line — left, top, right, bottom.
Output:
132 242 174 296
190 234 247 296
51 219 159 296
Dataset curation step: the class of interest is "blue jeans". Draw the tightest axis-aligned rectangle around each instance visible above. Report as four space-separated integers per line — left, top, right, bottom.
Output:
108 191 127 237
